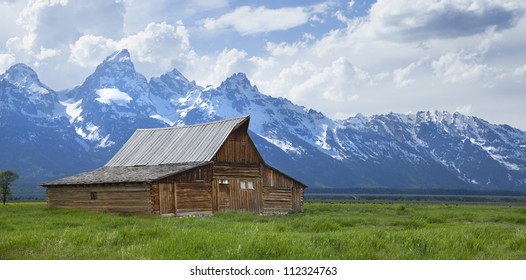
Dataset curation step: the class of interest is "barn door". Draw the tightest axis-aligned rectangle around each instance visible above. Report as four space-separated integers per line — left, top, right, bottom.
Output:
217 179 231 211
159 182 176 215
237 179 258 212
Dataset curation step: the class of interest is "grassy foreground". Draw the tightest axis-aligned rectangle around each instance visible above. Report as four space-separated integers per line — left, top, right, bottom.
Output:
1 202 526 259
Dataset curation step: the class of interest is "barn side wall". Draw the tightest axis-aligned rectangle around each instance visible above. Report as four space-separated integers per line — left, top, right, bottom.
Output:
46 183 151 214
151 165 213 216
261 165 305 214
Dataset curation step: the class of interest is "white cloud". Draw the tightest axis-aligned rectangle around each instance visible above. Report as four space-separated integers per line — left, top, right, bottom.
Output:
348 1 355 10
119 21 190 63
431 51 493 84
122 0 229 34
265 34 313 56
392 58 428 87
513 64 526 76
284 57 367 103
69 21 195 80
35 46 60 60
455 104 472 115
69 35 116 67
209 48 248 85
0 53 16 73
202 6 310 35
265 42 299 56
17 0 125 48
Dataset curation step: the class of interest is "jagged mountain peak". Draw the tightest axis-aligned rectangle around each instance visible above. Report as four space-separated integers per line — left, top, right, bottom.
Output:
105 49 131 63
149 67 198 100
219 72 257 94
92 49 136 79
0 63 60 119
163 68 190 83
2 63 46 90
72 48 146 100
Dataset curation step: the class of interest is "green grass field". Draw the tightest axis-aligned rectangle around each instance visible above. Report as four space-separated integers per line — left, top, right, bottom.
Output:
1 202 526 259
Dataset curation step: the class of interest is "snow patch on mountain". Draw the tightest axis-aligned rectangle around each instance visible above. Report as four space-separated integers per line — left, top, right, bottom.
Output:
60 99 83 121
150 114 175 126
28 84 49 95
260 135 304 155
95 88 132 105
107 50 132 62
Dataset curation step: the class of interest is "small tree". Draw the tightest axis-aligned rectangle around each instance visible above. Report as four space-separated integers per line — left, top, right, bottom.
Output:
0 170 19 205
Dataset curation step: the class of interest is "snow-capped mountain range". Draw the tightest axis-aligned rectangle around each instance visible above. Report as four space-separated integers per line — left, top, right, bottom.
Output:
2 50 526 197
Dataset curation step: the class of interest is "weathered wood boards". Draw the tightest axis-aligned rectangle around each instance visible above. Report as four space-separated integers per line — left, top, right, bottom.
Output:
46 183 150 213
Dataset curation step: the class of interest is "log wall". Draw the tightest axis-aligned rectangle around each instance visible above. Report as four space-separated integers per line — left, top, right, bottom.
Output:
261 165 305 214
262 187 292 214
46 183 151 214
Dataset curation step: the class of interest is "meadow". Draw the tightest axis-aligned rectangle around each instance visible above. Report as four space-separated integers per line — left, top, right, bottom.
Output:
1 202 526 259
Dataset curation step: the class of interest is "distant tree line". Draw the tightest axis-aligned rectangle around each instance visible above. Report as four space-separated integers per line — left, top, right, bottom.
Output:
306 187 526 196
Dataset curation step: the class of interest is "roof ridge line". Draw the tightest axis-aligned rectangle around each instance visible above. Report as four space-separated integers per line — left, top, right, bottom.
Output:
137 115 250 131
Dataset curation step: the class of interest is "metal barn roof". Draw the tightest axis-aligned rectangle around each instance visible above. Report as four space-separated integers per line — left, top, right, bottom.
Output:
105 116 249 167
44 162 212 185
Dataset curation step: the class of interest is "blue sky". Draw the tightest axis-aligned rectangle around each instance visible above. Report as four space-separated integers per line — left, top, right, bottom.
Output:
1 0 525 130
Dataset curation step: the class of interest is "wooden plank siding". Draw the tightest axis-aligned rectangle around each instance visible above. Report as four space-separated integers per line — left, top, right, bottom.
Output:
150 182 160 214
176 183 212 215
212 122 262 165
262 187 292 214
152 164 213 216
261 165 305 214
46 183 151 214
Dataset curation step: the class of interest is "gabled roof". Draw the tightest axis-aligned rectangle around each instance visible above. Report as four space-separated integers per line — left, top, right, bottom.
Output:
44 162 211 186
106 116 249 167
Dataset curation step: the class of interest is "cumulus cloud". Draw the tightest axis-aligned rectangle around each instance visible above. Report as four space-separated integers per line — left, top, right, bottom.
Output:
17 0 125 48
202 6 311 35
431 51 493 84
69 35 116 67
210 48 248 84
265 34 313 56
69 21 194 79
392 58 427 88
282 57 367 103
0 53 16 73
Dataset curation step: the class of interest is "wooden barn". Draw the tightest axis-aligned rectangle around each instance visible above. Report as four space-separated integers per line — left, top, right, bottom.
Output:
43 116 306 215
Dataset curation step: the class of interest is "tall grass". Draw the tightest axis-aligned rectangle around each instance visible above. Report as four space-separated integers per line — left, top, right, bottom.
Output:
1 202 525 259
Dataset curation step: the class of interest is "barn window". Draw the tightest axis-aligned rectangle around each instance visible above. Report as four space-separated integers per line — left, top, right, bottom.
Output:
196 168 204 181
240 180 254 190
90 192 97 200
